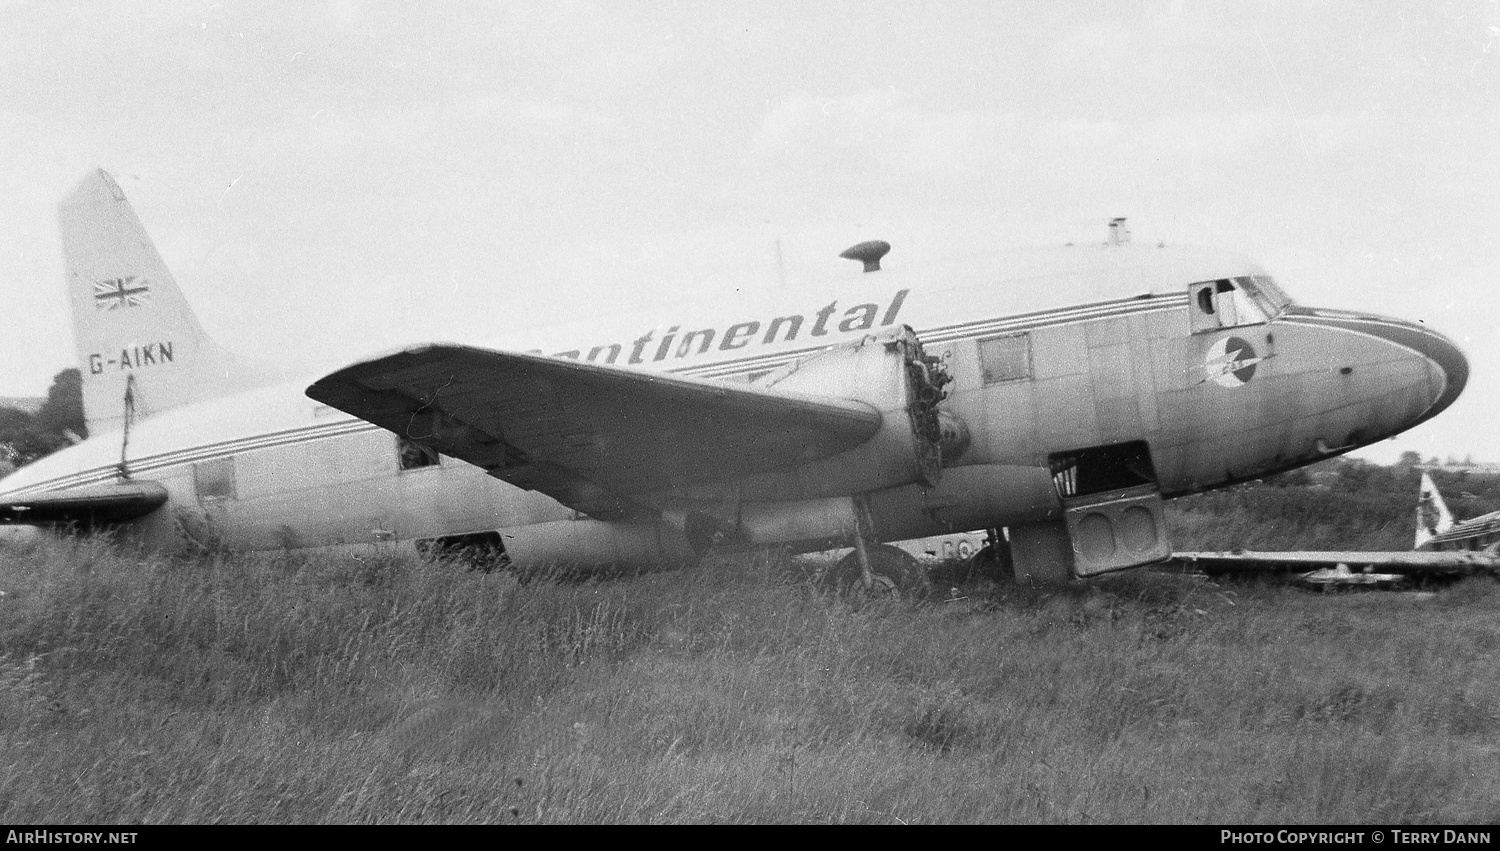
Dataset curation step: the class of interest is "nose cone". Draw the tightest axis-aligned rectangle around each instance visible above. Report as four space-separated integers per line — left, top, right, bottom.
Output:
1286 307 1468 427
1397 322 1468 425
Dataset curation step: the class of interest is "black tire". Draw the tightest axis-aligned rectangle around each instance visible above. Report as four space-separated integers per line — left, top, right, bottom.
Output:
824 543 932 601
967 541 1015 584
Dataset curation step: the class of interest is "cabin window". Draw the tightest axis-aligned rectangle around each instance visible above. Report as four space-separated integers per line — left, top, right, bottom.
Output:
1188 278 1269 333
978 333 1032 384
397 436 440 471
193 457 237 502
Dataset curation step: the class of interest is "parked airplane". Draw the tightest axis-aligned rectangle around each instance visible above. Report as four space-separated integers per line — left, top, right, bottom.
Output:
0 170 1471 594
1176 473 1500 584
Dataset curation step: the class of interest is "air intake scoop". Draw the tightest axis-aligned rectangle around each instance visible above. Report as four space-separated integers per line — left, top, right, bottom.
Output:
839 240 891 273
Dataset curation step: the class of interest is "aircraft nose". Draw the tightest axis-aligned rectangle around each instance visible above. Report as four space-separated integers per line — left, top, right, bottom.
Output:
1402 322 1468 423
1341 313 1468 426
1283 306 1468 429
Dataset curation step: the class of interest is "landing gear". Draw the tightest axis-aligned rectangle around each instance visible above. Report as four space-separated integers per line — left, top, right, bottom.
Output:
823 543 931 601
821 495 932 601
1008 520 1075 585
966 528 1015 583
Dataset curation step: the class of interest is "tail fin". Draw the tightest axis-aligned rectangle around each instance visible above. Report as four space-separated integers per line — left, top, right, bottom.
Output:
60 170 249 434
1414 472 1455 549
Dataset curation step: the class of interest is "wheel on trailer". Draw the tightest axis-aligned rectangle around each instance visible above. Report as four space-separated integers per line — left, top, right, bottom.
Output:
823 543 932 602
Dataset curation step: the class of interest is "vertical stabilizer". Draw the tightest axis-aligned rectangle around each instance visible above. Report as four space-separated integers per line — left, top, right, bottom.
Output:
1414 472 1455 550
60 170 248 435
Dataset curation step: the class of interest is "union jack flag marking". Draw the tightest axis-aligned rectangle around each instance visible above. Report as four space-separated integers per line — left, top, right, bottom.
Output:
94 276 152 310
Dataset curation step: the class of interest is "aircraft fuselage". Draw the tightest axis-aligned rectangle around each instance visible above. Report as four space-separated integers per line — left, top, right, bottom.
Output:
0 243 1466 572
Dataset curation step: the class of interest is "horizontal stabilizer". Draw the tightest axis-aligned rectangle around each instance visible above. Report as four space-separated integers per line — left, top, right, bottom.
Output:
306 344 883 518
0 480 169 525
1175 549 1500 577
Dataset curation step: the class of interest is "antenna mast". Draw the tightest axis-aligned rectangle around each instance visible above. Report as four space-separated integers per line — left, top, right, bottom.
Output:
118 374 136 480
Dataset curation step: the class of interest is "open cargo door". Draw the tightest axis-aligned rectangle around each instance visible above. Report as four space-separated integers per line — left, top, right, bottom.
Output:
1049 441 1171 577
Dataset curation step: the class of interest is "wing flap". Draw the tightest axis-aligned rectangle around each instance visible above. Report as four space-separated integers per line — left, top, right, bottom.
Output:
306 344 883 517
0 480 169 525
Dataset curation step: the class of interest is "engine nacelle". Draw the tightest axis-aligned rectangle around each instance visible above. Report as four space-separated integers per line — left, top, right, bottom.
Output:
723 464 1063 552
497 518 698 570
665 326 953 503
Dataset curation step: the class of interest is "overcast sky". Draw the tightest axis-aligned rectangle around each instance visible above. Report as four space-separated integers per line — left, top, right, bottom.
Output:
1 1 1496 463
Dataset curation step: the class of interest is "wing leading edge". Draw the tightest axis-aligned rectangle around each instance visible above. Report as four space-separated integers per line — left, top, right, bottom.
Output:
306 343 884 518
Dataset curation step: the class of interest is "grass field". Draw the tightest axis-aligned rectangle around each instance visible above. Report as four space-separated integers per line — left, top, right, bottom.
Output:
3 531 1500 824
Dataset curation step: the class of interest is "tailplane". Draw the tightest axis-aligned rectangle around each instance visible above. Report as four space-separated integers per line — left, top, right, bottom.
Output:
1414 472 1456 550
60 170 251 435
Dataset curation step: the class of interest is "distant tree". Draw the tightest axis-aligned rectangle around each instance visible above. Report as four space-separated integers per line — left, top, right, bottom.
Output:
1331 457 1397 495
34 368 86 440
0 407 30 474
1398 450 1423 468
1334 457 1371 490
0 406 31 436
0 407 66 468
0 370 86 472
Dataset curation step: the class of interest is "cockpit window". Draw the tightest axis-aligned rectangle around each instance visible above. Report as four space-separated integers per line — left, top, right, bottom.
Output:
1188 277 1271 333
1244 274 1293 317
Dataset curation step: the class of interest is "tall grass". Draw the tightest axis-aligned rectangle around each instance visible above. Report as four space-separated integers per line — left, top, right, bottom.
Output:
2 533 1499 823
1167 486 1422 552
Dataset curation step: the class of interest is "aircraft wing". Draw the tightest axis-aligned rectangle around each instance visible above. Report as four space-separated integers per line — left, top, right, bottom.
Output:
1174 549 1500 578
0 480 169 525
306 343 883 519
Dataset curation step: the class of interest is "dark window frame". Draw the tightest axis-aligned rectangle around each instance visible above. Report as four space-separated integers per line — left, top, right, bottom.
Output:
977 332 1033 385
193 457 237 502
397 436 441 472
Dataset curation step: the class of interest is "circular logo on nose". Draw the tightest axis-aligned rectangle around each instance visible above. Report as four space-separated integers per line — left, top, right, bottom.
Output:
1205 336 1260 387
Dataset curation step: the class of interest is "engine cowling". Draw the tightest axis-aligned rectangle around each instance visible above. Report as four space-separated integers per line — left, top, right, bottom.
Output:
665 326 954 503
700 464 1063 553
496 518 698 570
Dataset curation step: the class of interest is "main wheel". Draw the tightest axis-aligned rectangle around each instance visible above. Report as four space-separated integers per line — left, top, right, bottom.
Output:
966 540 1015 584
823 543 932 602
